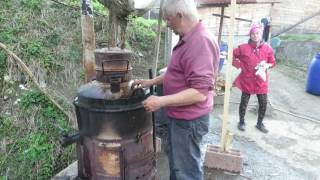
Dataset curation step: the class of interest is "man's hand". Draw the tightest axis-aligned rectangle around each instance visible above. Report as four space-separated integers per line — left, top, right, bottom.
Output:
142 95 165 112
133 79 154 88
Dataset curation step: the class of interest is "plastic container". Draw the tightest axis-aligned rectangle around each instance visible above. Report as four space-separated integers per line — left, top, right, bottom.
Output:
270 37 281 53
219 56 225 72
219 42 228 72
306 53 320 96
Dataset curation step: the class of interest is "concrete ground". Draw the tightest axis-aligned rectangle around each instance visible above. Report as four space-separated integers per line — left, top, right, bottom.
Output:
54 64 320 180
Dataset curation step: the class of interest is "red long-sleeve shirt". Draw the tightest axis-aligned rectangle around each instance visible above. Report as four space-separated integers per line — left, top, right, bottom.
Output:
163 22 220 120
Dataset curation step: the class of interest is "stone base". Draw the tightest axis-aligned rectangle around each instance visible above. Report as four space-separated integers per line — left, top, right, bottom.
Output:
52 161 77 180
214 94 225 106
204 145 243 173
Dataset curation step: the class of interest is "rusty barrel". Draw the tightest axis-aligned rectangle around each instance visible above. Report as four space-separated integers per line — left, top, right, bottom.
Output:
69 48 155 179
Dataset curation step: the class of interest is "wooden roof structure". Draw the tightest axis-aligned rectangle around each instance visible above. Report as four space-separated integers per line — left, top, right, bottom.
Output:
198 0 257 7
196 0 280 44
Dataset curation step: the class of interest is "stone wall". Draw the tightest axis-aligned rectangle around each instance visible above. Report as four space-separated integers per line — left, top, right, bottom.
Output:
277 41 320 68
271 0 320 34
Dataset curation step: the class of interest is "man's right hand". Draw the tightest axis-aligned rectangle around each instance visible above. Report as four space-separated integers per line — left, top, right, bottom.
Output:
133 79 154 88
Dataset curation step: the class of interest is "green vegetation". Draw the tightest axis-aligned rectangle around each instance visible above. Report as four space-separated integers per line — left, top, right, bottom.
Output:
128 17 158 51
0 0 162 178
21 0 43 11
0 91 74 179
279 34 320 41
0 0 80 178
64 0 108 15
0 28 20 44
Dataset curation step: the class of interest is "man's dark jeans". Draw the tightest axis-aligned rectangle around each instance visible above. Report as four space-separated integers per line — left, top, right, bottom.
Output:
168 113 209 180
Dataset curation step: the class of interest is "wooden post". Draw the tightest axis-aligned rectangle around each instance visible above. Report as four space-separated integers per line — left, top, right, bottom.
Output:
152 0 164 78
268 3 274 42
164 28 170 66
218 6 225 46
220 0 236 152
81 0 96 83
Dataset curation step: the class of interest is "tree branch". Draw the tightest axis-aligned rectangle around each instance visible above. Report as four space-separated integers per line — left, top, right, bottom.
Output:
0 42 75 123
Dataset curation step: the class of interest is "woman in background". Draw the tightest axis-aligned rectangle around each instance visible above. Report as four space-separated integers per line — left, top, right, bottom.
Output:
232 24 276 133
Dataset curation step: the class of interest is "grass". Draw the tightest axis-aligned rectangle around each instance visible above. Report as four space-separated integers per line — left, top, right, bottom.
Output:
0 0 163 178
279 34 320 41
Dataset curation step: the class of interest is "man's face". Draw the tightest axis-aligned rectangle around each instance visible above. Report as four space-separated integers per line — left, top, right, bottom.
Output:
250 30 262 43
163 13 182 35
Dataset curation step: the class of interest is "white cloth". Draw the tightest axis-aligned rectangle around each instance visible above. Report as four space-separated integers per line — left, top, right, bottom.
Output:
255 60 272 81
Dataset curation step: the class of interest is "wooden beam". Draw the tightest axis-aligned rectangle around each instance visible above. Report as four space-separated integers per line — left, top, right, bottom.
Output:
81 0 96 83
268 3 274 42
217 7 225 45
198 1 280 8
212 13 252 22
152 0 164 78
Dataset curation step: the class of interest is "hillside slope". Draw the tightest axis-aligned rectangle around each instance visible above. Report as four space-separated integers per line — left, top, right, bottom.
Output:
0 0 161 179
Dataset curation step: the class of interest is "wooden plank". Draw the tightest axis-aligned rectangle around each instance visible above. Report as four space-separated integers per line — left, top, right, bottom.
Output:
220 0 236 152
152 0 164 78
212 13 252 22
217 7 225 45
81 0 96 83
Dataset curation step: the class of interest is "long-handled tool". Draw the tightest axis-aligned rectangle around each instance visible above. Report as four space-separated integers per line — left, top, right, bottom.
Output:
148 68 157 154
204 0 243 173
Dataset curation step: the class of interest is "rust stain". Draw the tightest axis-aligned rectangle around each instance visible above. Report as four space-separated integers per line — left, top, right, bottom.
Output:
99 150 121 176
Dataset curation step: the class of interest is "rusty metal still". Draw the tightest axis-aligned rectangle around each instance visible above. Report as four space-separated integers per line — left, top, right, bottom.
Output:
62 48 156 179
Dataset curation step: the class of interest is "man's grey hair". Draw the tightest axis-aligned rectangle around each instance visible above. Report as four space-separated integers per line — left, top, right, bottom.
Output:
163 0 199 22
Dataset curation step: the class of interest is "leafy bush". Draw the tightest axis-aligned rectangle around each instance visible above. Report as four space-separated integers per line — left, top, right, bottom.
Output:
127 17 158 51
24 40 43 58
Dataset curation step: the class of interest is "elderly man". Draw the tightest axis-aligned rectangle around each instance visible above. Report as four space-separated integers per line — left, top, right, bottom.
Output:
134 0 219 179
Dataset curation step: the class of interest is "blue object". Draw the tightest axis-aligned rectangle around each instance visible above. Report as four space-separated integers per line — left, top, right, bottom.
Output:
219 57 225 72
306 53 320 95
220 41 228 52
271 37 281 53
219 41 228 72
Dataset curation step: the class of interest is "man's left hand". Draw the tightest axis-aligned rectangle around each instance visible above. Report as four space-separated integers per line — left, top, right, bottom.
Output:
142 95 164 112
